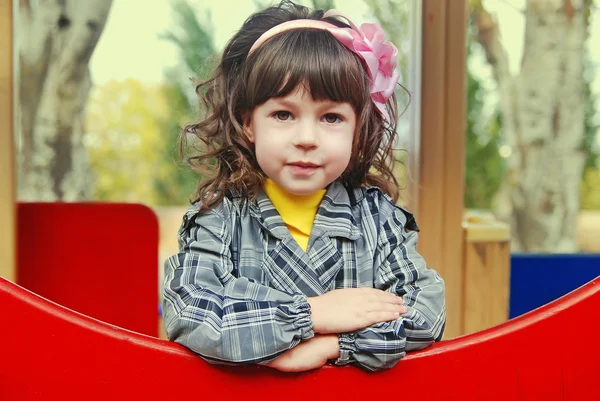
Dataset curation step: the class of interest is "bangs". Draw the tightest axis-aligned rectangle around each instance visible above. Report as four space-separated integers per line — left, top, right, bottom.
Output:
243 29 370 111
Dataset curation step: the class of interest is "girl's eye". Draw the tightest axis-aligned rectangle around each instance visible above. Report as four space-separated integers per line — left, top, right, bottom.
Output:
273 111 292 121
323 113 342 124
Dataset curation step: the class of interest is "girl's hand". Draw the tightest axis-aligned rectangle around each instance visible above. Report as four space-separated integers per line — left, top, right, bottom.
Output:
308 288 406 334
265 334 340 372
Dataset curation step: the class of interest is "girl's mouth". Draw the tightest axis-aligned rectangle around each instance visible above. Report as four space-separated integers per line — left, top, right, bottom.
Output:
287 162 320 176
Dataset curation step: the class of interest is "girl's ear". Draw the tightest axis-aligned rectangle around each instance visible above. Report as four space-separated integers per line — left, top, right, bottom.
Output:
242 113 255 143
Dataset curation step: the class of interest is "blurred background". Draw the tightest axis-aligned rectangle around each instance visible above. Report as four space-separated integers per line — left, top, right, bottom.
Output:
10 0 600 337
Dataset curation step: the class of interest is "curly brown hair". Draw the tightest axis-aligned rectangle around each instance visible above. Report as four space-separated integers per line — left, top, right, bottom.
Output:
181 0 407 210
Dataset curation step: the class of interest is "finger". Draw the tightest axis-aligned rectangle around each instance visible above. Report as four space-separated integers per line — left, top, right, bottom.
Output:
392 295 404 304
362 289 403 304
365 302 406 313
366 311 402 323
379 305 407 315
374 291 404 304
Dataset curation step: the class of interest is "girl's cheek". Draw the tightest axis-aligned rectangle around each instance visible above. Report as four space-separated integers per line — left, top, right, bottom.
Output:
329 144 353 160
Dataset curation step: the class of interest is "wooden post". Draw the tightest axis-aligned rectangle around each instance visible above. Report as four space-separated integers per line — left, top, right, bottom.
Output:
419 0 467 338
462 212 511 333
0 0 15 282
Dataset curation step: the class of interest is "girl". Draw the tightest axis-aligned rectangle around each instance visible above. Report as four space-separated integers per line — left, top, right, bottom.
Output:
162 0 445 372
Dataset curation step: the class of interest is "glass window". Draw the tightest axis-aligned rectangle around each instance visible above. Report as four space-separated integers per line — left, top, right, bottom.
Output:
466 0 600 253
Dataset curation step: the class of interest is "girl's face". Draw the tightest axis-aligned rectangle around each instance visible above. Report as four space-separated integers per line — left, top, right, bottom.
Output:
244 85 356 195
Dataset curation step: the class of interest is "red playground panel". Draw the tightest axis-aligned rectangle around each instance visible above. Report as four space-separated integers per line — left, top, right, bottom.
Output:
1 275 599 400
16 203 159 337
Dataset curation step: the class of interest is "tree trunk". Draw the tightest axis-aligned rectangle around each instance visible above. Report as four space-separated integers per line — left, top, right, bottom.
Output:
472 0 587 252
17 0 113 201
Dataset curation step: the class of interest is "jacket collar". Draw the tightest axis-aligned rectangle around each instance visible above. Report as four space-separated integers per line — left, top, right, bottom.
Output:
249 181 362 241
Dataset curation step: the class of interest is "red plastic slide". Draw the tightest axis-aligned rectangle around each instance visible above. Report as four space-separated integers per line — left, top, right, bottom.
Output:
1 275 598 400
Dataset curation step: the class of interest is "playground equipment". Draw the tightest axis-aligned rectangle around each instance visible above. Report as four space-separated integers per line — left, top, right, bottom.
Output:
1 274 598 400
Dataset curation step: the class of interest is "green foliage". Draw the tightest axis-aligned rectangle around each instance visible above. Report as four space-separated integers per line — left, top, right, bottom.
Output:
580 0 600 209
153 83 202 206
464 33 505 210
583 63 599 173
154 0 218 205
311 0 335 9
581 53 600 209
464 86 505 208
581 88 600 210
160 0 216 75
86 79 168 204
581 168 600 209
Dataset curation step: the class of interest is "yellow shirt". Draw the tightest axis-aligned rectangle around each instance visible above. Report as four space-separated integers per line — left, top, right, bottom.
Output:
262 179 326 251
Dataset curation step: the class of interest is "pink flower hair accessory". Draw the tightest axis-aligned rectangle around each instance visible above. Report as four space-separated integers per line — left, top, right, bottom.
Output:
247 10 401 123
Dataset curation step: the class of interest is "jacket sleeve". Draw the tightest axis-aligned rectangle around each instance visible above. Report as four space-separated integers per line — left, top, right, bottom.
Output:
162 205 314 364
335 204 446 371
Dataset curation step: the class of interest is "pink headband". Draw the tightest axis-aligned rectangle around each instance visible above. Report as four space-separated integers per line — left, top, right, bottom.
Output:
248 10 400 123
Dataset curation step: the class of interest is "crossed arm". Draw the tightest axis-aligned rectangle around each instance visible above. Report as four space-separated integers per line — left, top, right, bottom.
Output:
265 288 408 372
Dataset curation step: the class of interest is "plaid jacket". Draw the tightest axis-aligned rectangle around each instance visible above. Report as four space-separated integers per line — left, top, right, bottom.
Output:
162 182 446 371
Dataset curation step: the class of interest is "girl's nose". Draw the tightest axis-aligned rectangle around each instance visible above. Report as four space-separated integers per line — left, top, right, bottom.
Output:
292 123 318 150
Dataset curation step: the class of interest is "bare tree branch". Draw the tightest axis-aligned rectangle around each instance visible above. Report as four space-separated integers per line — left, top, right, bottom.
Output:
470 2 511 84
